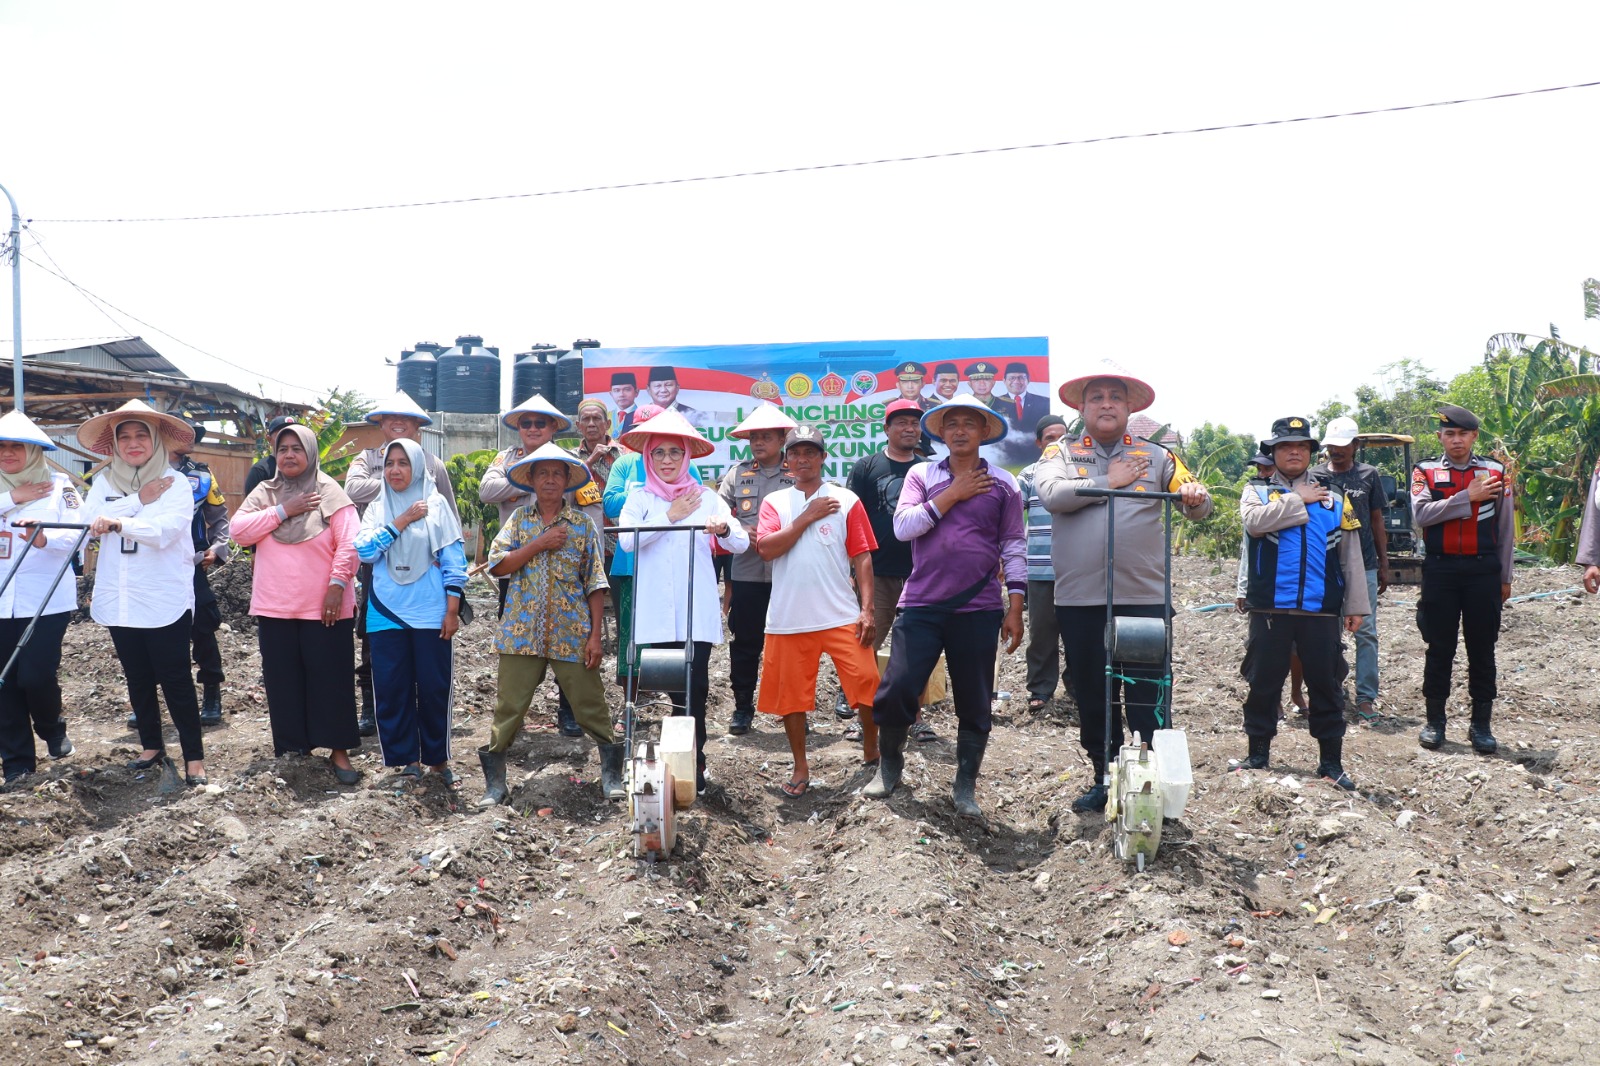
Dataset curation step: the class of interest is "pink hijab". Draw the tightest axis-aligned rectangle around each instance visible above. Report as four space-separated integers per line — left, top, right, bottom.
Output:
643 433 699 502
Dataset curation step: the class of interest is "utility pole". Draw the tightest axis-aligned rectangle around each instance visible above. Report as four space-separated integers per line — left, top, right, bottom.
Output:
0 182 20 411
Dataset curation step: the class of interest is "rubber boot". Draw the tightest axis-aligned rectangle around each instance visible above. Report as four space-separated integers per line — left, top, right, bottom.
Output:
952 730 988 818
1239 735 1271 771
728 690 756 735
864 725 908 799
556 690 583 738
1468 701 1498 755
357 678 377 738
1316 735 1356 791
1071 766 1108 812
1418 700 1445 750
598 742 627 801
476 748 510 808
199 683 223 726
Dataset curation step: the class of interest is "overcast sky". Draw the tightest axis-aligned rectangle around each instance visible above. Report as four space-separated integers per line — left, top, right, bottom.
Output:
5 2 1600 439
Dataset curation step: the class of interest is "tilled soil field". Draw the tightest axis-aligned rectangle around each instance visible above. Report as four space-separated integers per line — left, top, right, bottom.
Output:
0 556 1597 1065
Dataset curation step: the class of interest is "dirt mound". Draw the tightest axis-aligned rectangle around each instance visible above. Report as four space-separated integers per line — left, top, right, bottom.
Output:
0 559 1596 1063
209 554 257 629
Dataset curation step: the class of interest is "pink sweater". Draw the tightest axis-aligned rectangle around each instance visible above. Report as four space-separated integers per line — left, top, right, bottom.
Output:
232 504 360 621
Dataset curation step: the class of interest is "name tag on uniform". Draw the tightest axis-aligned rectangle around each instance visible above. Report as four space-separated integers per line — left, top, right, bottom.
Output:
1433 469 1452 484
0 529 11 561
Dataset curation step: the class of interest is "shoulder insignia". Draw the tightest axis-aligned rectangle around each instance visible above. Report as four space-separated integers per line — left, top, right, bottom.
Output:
1082 435 1093 448
1040 442 1061 461
574 482 602 507
1123 434 1133 446
62 487 81 509
206 486 226 506
1127 448 1150 457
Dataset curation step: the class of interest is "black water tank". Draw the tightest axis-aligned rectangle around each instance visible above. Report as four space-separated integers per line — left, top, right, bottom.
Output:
396 347 437 411
435 336 501 414
554 349 586 417
512 345 563 406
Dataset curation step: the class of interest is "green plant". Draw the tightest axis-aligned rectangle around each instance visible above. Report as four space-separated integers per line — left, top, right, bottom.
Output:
446 449 502 563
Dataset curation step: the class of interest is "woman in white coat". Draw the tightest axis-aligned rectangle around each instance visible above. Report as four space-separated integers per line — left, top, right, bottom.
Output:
78 400 207 788
616 409 747 791
0 410 83 786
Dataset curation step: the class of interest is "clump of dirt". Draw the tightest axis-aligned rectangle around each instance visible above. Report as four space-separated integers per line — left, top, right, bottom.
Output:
0 559 1596 1064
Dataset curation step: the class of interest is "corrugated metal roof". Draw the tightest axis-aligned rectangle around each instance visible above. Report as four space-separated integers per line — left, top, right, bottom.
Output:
31 336 184 376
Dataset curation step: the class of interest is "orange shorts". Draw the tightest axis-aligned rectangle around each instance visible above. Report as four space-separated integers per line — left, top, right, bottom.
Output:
757 625 881 716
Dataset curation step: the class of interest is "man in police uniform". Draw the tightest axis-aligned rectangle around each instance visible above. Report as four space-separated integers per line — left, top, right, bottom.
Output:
717 404 797 734
965 361 1004 414
1036 360 1212 812
888 360 937 410
157 422 231 727
1238 417 1370 789
1411 404 1513 754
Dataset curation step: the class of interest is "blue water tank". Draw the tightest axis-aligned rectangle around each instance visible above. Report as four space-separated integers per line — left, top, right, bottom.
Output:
396 347 437 411
512 346 562 408
435 334 501 414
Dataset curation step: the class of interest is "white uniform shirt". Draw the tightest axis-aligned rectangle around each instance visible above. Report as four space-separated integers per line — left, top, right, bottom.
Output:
0 473 84 618
616 487 748 645
82 470 196 628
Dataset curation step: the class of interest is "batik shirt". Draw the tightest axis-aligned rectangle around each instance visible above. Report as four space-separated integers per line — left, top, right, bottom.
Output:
488 503 609 662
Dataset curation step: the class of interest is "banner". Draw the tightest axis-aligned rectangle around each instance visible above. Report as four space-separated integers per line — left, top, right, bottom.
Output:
582 337 1051 483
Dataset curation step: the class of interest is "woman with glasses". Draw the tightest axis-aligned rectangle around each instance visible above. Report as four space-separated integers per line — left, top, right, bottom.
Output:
616 409 748 793
78 400 208 788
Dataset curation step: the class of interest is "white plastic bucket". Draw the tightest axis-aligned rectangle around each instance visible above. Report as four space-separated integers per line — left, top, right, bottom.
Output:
1152 729 1192 819
660 716 698 810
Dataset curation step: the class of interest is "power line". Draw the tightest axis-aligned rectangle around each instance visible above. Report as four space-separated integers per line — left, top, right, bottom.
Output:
0 335 131 344
18 248 318 396
28 79 1600 224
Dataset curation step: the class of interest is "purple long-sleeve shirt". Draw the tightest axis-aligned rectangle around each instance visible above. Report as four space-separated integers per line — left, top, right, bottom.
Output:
893 457 1027 613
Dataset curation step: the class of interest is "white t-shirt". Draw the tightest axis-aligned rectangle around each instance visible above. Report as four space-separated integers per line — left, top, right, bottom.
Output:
757 484 876 635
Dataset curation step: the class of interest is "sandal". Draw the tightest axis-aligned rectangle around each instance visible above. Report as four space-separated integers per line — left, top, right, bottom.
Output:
433 767 462 791
911 721 938 743
843 722 863 742
1027 697 1049 712
780 778 810 798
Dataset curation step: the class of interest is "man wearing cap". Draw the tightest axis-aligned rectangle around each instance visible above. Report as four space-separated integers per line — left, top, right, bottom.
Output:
1410 404 1513 754
1036 362 1212 812
477 444 622 807
965 362 1003 414
717 403 796 735
931 363 961 403
1017 414 1070 711
754 425 880 795
1312 416 1391 721
1237 416 1369 789
170 423 231 727
865 395 1026 819
482 395 602 738
609 373 641 436
345 394 462 737
998 363 1049 434
244 415 301 497
647 366 706 427
890 361 937 411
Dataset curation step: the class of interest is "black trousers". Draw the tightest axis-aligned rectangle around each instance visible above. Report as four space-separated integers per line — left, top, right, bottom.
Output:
191 568 224 685
110 614 205 763
0 612 70 777
1243 612 1348 741
258 616 359 755
874 606 1001 734
656 640 713 771
727 580 771 694
354 562 373 686
1057 604 1167 768
1418 555 1502 707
